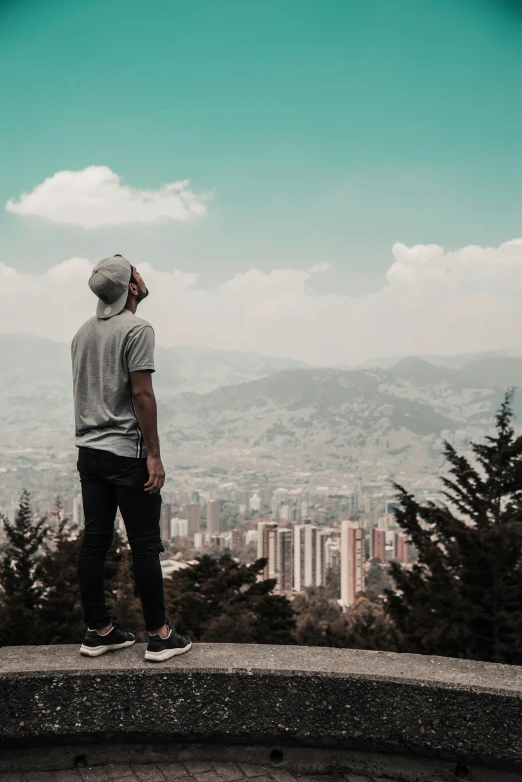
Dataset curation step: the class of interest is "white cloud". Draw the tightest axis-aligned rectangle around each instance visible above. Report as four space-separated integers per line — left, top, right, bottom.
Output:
5 166 209 228
1 238 521 365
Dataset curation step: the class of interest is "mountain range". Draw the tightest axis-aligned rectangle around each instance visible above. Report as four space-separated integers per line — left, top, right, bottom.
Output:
1 333 521 477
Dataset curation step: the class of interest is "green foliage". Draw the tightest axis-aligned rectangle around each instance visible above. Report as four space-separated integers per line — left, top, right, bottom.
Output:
165 554 295 644
0 494 147 645
293 592 398 650
37 501 84 644
0 490 47 645
386 391 522 663
364 557 393 602
325 564 340 598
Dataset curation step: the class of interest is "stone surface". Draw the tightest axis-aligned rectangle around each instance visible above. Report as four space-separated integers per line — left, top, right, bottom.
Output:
0 763 376 782
1 644 522 774
3 642 522 691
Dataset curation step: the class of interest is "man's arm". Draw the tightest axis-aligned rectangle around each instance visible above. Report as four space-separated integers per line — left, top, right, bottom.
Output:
130 370 165 493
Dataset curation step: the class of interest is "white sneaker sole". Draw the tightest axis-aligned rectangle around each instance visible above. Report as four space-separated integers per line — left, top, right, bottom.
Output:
79 639 136 657
144 640 192 662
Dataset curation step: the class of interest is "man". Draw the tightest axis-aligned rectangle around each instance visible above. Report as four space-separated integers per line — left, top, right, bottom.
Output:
71 254 191 662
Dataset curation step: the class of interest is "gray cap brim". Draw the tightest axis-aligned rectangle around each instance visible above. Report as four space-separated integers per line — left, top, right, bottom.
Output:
96 286 129 319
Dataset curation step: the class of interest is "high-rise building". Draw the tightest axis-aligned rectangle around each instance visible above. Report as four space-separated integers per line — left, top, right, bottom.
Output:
245 529 258 545
231 528 243 549
340 521 366 608
161 502 172 541
257 520 278 580
385 529 398 559
171 518 188 537
72 494 84 526
279 504 290 521
207 500 220 534
210 532 232 549
325 537 340 571
370 528 386 561
397 534 409 563
237 490 250 506
294 524 305 592
378 514 396 531
316 529 330 587
293 523 319 591
305 524 318 588
184 503 201 535
277 527 293 593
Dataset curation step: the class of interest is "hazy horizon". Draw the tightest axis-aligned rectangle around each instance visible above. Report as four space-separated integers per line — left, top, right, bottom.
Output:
2 0 522 365
2 329 522 371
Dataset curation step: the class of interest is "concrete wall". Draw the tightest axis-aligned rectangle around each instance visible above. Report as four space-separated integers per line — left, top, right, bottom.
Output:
1 643 522 777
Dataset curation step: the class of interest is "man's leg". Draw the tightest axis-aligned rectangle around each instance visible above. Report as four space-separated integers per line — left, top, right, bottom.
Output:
76 449 118 631
99 453 167 633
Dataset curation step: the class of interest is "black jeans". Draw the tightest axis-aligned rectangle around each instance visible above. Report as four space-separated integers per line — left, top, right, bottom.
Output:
76 446 166 632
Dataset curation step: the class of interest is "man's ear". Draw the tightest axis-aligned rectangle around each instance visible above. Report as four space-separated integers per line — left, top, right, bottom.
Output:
129 281 139 297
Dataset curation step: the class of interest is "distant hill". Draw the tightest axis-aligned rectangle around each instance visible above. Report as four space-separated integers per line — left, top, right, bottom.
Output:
0 333 310 453
0 333 309 396
154 344 309 394
359 349 522 371
387 354 522 391
2 334 522 476
387 357 466 388
459 357 522 389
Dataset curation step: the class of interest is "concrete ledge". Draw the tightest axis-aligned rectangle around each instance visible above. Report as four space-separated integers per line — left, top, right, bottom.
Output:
1 643 522 776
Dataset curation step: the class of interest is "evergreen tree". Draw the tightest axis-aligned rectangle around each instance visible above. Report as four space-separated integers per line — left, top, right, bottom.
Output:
36 499 84 644
293 592 398 650
343 596 399 651
165 554 295 644
364 557 393 602
240 573 296 644
0 490 47 646
293 593 346 647
386 391 522 664
325 565 341 599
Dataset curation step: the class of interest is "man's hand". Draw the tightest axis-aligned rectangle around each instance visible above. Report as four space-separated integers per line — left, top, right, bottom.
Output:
144 454 165 493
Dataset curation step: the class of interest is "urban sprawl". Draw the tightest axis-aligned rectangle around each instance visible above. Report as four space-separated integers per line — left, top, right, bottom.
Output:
0 480 430 607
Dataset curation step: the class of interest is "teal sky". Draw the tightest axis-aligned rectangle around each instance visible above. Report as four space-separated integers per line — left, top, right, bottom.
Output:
1 0 522 295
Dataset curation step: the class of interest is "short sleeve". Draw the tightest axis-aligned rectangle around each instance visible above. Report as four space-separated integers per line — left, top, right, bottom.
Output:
125 324 155 373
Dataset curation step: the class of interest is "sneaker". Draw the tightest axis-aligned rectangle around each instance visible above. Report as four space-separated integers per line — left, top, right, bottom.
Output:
80 622 136 657
144 626 192 662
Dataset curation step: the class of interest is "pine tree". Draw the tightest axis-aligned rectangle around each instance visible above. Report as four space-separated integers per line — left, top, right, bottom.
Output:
293 591 398 650
293 593 347 647
386 391 522 663
240 571 296 645
364 557 393 602
165 554 296 644
0 490 47 646
36 499 84 644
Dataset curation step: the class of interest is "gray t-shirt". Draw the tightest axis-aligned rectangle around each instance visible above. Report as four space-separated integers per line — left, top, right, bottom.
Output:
71 310 155 458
